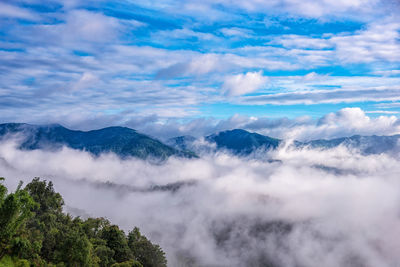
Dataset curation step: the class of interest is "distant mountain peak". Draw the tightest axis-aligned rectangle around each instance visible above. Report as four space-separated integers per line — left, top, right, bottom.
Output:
206 129 281 155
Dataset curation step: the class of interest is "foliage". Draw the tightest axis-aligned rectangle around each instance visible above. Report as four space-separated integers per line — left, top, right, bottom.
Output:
128 228 167 267
0 178 38 259
0 255 15 267
111 260 143 267
0 177 167 267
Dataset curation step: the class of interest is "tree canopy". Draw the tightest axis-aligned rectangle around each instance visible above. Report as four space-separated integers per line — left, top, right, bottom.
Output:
0 177 167 267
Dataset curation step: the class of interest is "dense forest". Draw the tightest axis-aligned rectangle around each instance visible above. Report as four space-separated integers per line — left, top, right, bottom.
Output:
0 177 167 267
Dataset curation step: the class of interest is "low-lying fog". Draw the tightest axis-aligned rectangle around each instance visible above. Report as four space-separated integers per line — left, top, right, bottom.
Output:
1 139 400 267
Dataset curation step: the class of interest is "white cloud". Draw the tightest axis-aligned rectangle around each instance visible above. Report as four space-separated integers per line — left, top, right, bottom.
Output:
332 22 400 63
319 107 372 127
153 28 219 42
375 102 400 109
272 35 332 49
0 2 38 20
220 27 253 38
365 110 399 114
146 108 400 141
71 72 99 91
279 108 400 140
1 1 398 125
177 0 383 19
223 71 268 96
236 73 400 105
227 108 400 141
64 10 120 43
188 108 400 141
268 20 400 65
242 86 400 105
132 0 390 21
372 70 400 76
281 0 379 18
2 136 400 266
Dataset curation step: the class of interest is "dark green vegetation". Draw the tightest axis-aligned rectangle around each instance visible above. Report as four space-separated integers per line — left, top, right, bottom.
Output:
0 123 196 160
0 177 167 267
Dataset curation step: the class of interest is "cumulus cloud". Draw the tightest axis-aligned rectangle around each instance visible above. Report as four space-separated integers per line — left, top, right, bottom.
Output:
150 108 400 141
223 71 268 96
1 135 400 266
250 108 400 141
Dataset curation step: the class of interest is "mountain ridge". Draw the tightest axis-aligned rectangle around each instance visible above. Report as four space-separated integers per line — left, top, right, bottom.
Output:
168 129 400 156
0 123 197 160
1 123 399 158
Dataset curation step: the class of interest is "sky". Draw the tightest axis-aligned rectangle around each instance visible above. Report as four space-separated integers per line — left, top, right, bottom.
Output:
1 0 400 136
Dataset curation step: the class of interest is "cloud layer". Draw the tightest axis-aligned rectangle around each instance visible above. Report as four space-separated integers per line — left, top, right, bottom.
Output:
1 136 400 266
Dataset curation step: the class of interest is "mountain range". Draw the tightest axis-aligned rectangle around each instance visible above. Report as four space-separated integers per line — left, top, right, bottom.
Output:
168 130 400 156
0 123 399 159
0 123 196 160
167 129 281 156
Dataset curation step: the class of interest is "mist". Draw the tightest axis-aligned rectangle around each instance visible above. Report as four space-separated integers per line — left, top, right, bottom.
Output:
1 139 400 267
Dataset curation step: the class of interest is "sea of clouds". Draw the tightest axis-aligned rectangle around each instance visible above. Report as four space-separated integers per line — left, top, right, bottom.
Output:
1 137 400 266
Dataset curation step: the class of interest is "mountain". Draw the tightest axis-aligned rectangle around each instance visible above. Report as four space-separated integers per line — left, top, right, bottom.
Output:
2 123 398 159
206 129 281 155
302 134 400 155
0 123 196 159
168 129 281 156
168 129 400 157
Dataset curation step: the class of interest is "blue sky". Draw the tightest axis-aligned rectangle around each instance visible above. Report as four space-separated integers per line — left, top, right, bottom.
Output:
1 0 400 137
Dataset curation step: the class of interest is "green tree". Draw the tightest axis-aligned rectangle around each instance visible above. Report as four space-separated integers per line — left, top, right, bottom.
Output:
94 245 115 267
111 259 143 267
0 178 37 259
127 228 167 267
24 178 64 263
55 227 92 266
24 178 93 266
24 178 64 215
83 217 110 240
100 225 131 263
